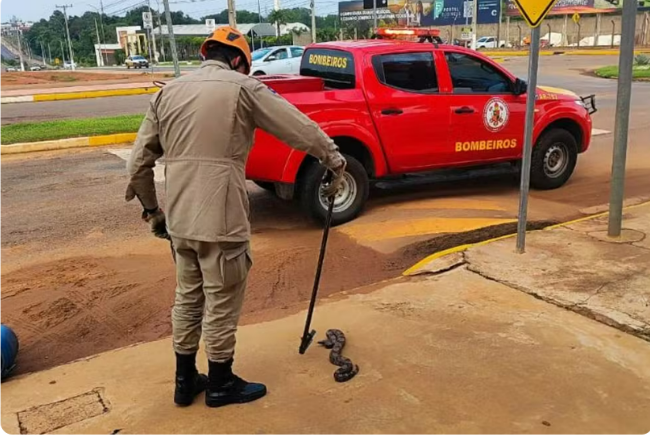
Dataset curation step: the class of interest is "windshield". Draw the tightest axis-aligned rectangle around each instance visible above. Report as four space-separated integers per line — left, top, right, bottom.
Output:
477 37 489 42
133 56 146 60
252 48 272 61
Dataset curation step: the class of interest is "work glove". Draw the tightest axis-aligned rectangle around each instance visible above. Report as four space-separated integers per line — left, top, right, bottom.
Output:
142 208 169 240
322 155 347 199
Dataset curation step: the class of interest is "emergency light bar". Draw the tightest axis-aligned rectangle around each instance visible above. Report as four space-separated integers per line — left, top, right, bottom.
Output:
374 27 443 44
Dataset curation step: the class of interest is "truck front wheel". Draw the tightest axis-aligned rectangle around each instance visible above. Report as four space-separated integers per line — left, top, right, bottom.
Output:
299 154 369 226
530 128 578 190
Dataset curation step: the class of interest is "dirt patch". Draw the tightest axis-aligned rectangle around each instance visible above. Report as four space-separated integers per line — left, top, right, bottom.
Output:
1 71 173 90
0 228 409 375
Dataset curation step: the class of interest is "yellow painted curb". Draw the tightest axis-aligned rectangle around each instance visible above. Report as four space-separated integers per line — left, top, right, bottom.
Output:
32 87 159 102
402 200 650 276
1 132 137 155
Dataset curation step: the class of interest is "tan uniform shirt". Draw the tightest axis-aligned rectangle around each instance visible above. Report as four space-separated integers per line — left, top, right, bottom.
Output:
126 60 342 243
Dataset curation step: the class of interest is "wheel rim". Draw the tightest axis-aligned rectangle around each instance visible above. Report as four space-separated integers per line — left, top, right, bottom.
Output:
318 172 357 213
543 143 569 178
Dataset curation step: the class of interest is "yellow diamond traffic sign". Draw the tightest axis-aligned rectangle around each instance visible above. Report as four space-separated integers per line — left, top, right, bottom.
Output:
513 0 560 28
572 12 580 24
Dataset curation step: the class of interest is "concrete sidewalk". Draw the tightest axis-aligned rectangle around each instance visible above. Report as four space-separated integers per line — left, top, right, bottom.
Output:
2 206 650 434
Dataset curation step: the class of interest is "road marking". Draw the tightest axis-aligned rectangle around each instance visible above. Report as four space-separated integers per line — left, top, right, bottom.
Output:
107 148 165 182
592 128 611 136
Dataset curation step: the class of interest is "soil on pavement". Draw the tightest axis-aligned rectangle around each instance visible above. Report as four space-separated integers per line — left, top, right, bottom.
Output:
1 71 173 90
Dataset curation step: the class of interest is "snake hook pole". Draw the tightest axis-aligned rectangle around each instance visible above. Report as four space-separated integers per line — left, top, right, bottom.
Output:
299 170 335 354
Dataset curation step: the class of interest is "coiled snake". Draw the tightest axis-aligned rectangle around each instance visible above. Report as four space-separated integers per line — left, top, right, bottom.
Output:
318 329 359 382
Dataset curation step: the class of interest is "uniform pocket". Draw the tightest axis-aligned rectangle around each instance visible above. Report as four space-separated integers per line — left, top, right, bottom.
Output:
220 242 252 288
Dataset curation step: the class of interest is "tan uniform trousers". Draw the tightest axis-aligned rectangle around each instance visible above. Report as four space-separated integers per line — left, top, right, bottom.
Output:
171 237 252 362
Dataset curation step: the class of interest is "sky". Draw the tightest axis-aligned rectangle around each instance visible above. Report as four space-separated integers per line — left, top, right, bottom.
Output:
0 0 340 23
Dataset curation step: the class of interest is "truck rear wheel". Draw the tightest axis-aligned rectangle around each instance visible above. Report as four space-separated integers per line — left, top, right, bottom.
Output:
299 154 369 226
530 128 578 190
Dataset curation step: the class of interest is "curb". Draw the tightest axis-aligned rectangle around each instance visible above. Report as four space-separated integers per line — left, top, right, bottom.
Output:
1 86 159 104
0 132 137 155
482 48 650 57
402 200 650 276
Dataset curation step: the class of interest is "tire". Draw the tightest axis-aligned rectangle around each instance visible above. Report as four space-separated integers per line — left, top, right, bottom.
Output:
299 154 369 226
530 128 578 190
253 181 275 192
252 70 266 76
127 65 131 69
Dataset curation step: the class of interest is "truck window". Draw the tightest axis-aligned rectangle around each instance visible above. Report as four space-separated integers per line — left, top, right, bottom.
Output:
445 52 511 94
372 52 438 93
300 48 355 89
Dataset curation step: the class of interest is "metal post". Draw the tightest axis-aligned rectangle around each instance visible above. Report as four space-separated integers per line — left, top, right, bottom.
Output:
546 22 551 45
497 8 501 47
57 4 76 70
608 0 637 237
506 15 510 47
228 0 237 28
162 0 181 77
471 0 478 50
611 19 615 48
563 14 568 46
156 1 166 61
594 13 601 47
340 27 343 40
577 22 581 47
48 42 53 64
373 0 378 30
354 26 358 40
148 0 158 63
515 25 540 254
311 0 316 42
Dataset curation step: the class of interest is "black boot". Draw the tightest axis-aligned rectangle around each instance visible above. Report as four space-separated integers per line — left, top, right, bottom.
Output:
205 358 267 408
174 352 208 406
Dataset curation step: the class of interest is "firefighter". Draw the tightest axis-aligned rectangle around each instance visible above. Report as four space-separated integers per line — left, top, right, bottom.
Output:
125 26 346 408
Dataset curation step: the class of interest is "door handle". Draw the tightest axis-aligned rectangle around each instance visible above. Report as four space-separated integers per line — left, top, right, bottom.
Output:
454 106 475 114
381 108 403 116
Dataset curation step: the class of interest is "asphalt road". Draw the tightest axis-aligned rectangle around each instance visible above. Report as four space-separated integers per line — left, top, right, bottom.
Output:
3 54 650 374
1 55 628 125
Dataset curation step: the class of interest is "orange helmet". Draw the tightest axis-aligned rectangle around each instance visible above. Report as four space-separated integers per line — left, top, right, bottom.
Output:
200 26 252 74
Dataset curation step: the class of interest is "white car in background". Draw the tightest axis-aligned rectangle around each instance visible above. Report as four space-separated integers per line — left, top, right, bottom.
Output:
249 45 304 76
475 36 510 49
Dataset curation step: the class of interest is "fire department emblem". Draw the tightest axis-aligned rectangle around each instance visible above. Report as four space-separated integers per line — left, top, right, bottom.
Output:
483 98 509 132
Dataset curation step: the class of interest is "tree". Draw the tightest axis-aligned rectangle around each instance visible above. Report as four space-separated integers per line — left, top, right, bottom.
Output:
268 9 290 36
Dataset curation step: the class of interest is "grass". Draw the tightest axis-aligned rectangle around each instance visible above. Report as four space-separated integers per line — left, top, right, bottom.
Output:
594 65 650 80
1 114 144 145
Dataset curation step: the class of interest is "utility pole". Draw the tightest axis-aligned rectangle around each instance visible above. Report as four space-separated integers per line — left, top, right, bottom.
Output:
16 29 25 71
228 0 237 28
608 0 638 237
310 0 316 42
94 18 102 66
471 0 478 50
257 0 263 47
56 4 76 70
162 0 180 77
99 0 109 65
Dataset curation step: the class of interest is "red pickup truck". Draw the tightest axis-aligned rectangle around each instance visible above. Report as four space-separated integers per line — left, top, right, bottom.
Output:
247 40 595 225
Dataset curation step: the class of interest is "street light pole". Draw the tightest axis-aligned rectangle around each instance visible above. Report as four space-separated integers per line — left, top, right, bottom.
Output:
56 4 76 70
471 0 479 50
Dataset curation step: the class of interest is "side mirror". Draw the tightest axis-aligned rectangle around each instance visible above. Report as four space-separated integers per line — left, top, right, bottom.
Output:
513 78 527 96
265 55 277 62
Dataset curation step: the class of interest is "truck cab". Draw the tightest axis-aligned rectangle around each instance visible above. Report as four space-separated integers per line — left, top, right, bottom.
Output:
247 39 595 225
